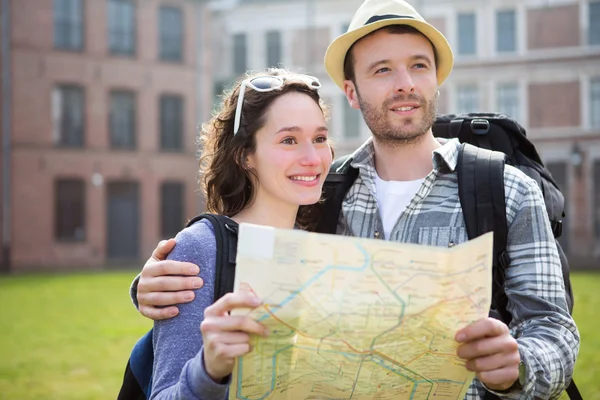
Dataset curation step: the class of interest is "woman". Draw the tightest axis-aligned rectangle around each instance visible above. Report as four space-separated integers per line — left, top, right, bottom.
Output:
150 69 333 399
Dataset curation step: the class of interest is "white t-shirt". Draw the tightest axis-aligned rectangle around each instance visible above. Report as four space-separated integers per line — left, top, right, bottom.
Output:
375 173 425 238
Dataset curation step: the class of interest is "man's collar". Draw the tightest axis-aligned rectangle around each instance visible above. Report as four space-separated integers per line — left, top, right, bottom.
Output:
349 137 375 170
432 137 461 172
349 136 461 174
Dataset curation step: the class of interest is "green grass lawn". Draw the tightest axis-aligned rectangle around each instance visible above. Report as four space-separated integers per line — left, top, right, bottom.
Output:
0 271 151 400
567 272 600 400
0 271 598 399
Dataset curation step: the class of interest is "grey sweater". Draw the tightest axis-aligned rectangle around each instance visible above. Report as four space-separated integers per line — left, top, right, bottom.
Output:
150 220 230 400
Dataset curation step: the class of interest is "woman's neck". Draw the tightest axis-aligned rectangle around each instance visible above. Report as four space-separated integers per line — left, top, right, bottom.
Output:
232 198 298 230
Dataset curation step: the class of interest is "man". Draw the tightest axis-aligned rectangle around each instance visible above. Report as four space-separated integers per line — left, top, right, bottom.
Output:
131 0 579 398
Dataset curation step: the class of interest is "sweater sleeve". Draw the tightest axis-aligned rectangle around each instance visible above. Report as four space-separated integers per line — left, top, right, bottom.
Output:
150 220 230 400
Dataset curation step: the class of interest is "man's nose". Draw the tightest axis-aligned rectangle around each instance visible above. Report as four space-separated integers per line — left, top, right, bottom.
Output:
394 68 416 94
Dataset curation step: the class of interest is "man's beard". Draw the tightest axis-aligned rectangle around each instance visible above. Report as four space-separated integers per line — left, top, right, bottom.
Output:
357 91 438 147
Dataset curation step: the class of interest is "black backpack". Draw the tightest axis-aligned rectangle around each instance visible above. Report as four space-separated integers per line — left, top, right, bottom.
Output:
117 214 239 400
315 112 581 400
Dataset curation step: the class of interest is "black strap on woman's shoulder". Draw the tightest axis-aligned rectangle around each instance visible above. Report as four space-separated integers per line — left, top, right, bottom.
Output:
315 155 359 234
186 213 239 302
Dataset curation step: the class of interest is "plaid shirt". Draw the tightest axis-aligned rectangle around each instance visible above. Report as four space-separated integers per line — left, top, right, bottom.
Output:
337 137 579 400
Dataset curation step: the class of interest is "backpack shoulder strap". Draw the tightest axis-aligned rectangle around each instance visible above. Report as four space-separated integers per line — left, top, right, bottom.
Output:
186 213 239 302
459 144 583 400
315 154 359 234
457 143 511 323
119 328 154 400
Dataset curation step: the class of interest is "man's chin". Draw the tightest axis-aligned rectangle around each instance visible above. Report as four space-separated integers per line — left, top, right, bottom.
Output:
374 128 427 145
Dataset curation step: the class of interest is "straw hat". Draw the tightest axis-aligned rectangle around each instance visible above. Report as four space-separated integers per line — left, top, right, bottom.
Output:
324 0 454 89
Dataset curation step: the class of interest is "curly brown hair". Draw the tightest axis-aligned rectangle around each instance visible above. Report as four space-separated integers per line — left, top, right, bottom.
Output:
198 68 331 229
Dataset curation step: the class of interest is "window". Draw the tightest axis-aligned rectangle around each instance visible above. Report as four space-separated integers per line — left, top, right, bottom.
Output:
266 30 281 67
456 85 479 114
342 96 360 139
110 90 136 149
159 6 183 61
591 78 600 128
457 13 476 55
52 85 84 147
496 10 516 52
233 33 247 76
108 0 136 55
160 95 184 151
54 0 83 50
161 182 185 238
496 83 519 120
590 2 600 45
212 80 234 112
55 179 85 241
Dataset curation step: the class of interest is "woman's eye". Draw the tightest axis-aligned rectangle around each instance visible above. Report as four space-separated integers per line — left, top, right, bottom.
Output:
315 136 328 143
414 63 427 69
281 137 296 145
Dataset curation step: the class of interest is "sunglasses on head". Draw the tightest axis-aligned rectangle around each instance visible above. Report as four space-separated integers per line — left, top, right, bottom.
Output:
233 74 322 136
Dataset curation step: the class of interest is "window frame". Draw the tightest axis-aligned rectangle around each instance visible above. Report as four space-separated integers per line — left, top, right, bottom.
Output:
342 95 361 139
108 0 136 56
496 9 517 53
53 84 85 148
159 6 184 62
161 181 185 238
109 90 137 150
496 82 520 120
456 84 479 114
159 94 184 152
232 33 248 76
265 30 282 68
590 78 600 129
53 0 84 51
457 12 477 56
589 1 600 45
55 178 86 242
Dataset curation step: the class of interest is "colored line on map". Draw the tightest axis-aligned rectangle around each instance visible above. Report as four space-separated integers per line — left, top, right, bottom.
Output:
234 344 466 399
235 344 294 400
256 244 371 322
391 262 486 293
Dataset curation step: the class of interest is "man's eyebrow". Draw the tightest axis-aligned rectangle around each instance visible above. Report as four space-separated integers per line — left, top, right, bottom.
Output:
411 54 433 64
365 55 433 71
366 59 390 72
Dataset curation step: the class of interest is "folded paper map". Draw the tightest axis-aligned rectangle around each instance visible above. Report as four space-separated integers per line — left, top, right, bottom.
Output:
230 224 493 400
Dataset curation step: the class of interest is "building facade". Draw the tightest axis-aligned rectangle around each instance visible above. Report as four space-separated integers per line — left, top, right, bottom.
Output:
422 0 600 268
0 0 208 272
208 0 600 266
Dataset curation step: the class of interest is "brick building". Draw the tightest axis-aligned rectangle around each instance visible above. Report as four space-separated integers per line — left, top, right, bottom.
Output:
209 0 599 267
0 0 210 272
2 0 598 271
